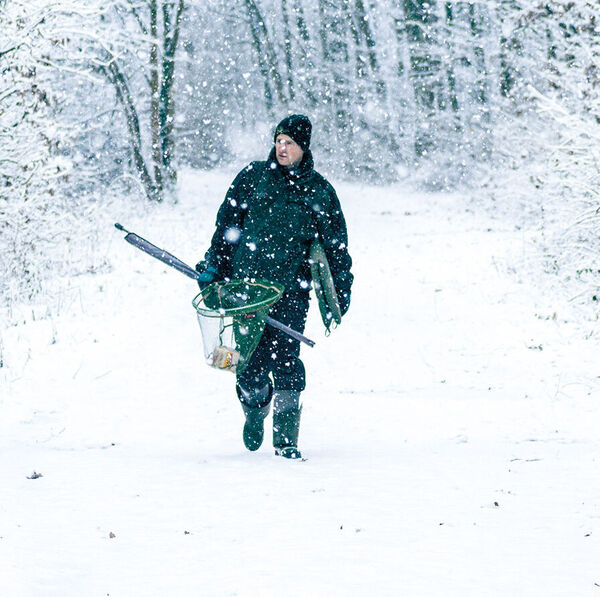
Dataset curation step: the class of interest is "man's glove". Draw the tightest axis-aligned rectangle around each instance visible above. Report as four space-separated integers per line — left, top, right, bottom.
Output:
195 262 219 290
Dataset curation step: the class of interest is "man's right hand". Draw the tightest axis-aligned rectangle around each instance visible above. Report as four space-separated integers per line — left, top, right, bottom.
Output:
195 263 218 289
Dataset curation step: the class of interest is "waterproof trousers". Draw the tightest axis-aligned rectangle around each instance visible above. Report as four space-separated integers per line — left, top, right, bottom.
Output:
236 290 309 394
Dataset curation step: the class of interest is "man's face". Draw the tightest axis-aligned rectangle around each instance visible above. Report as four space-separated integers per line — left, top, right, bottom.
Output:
275 134 304 167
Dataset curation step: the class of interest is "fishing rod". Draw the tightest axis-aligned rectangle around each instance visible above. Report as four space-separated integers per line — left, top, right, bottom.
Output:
114 223 315 347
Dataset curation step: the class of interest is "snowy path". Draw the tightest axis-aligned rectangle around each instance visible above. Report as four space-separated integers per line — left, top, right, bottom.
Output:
2 171 599 596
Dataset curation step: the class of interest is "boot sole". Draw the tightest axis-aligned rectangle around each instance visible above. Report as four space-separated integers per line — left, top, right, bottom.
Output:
274 446 302 459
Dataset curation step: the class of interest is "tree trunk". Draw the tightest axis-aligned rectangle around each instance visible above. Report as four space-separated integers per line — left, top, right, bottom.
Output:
317 0 351 136
281 0 294 102
403 0 441 157
160 0 184 191
443 1 459 113
102 58 159 201
291 0 318 106
243 0 288 114
150 0 163 198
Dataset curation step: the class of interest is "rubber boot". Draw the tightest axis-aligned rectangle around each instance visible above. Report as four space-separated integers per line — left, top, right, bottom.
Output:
237 382 272 451
273 390 302 459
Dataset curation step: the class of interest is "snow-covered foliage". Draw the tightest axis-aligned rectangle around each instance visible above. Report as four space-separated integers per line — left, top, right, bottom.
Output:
527 2 600 311
476 1 600 315
1 1 89 307
0 1 180 312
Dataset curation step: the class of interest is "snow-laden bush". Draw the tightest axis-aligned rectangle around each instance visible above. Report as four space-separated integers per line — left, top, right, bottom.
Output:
0 1 140 319
529 89 600 310
474 0 600 321
1 2 73 307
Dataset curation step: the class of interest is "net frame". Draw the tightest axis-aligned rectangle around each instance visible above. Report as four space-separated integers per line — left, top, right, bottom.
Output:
193 279 284 317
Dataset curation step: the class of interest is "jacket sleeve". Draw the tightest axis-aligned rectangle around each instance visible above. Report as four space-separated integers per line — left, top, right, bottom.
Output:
197 165 256 280
315 182 354 315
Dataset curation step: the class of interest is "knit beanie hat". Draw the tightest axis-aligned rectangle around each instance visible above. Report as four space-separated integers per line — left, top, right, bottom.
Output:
274 114 312 152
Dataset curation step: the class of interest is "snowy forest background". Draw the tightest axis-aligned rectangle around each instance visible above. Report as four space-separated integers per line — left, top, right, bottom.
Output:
1 0 600 328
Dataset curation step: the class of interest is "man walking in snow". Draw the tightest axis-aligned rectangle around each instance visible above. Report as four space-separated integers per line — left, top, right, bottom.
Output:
195 114 353 459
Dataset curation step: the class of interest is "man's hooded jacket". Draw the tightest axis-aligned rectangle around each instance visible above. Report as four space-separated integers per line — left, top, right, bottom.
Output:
200 148 353 313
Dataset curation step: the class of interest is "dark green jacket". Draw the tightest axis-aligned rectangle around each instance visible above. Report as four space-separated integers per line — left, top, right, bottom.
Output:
201 148 353 312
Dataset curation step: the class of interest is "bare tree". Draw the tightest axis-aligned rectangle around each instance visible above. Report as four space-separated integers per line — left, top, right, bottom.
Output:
98 0 185 200
243 0 289 115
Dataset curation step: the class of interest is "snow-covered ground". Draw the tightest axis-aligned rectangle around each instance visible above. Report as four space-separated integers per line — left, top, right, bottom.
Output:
1 169 599 596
